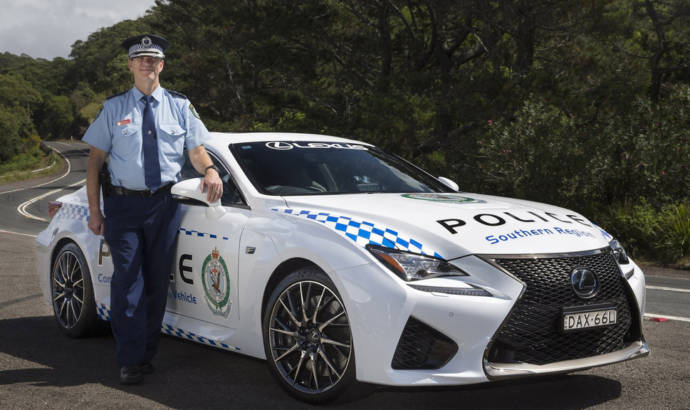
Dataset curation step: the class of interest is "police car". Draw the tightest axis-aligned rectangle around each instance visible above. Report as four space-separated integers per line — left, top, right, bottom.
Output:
36 132 649 402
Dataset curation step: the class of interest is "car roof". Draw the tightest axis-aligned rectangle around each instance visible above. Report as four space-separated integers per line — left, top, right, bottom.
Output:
205 132 372 153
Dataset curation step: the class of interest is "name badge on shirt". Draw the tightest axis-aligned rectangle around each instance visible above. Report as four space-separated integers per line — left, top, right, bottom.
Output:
117 119 131 126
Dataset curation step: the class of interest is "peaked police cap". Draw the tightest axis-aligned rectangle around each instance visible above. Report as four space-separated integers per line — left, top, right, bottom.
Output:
122 34 168 58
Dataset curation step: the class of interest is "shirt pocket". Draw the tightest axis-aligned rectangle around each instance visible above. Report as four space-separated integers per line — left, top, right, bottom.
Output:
160 123 186 139
159 122 187 160
111 125 141 161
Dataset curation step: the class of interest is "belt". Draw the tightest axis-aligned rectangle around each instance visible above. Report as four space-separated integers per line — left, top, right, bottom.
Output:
109 183 173 198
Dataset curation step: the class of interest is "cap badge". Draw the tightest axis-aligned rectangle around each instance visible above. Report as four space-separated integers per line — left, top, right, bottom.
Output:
141 36 152 47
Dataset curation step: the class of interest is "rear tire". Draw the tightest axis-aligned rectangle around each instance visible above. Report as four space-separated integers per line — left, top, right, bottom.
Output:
263 267 356 403
50 242 102 337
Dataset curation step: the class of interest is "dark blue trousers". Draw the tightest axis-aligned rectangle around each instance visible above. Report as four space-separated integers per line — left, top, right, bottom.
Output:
104 192 181 367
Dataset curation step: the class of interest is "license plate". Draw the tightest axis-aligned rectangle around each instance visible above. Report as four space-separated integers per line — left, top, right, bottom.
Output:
562 306 617 332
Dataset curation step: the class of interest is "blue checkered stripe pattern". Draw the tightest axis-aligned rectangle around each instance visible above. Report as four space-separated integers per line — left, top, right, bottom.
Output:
272 208 443 259
179 227 229 241
162 324 239 351
96 304 239 351
57 203 90 222
97 303 111 320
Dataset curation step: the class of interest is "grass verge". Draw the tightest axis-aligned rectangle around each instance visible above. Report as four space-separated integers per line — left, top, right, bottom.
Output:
0 147 64 185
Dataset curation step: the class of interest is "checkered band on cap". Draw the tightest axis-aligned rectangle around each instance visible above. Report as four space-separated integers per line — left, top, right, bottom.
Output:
128 36 165 58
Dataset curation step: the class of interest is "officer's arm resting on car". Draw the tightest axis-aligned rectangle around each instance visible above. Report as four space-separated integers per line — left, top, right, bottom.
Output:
188 144 223 203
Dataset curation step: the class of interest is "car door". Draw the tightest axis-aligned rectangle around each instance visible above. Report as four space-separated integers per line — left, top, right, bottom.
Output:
167 150 250 329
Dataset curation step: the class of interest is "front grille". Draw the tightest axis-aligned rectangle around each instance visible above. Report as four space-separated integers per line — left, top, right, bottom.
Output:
487 250 640 365
392 317 458 370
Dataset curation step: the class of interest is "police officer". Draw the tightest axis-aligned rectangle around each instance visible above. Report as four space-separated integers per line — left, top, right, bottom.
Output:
83 34 223 385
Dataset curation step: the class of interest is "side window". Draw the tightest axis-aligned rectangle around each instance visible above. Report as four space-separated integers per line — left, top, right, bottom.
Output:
182 150 246 207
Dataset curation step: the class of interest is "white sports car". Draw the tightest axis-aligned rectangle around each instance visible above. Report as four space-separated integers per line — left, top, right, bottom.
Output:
36 132 649 402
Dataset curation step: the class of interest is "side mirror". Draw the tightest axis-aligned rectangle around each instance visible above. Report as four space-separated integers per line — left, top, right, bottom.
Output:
171 178 226 219
437 176 459 192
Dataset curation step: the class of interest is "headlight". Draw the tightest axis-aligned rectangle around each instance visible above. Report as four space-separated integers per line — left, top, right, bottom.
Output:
366 244 467 281
609 239 630 265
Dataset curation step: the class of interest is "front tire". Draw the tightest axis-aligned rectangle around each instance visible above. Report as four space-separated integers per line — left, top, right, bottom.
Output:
50 242 101 337
263 267 355 403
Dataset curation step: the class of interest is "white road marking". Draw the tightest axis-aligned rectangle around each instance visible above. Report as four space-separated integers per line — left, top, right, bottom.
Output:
0 228 37 238
31 160 56 173
0 144 72 195
644 313 690 323
646 285 690 294
16 178 86 222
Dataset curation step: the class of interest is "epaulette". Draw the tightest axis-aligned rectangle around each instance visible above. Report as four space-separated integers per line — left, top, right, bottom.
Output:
105 90 128 100
167 90 188 100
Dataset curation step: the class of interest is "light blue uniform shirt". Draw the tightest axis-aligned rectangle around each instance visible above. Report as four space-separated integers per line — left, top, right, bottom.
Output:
83 86 209 190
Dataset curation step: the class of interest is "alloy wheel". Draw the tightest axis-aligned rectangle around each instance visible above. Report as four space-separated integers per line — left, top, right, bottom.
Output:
52 250 85 329
268 280 352 394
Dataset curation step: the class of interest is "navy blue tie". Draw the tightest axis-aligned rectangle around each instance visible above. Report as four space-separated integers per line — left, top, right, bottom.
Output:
142 95 161 189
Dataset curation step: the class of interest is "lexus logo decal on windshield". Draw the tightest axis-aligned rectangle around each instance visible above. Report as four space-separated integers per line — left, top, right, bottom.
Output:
265 141 368 151
265 141 294 150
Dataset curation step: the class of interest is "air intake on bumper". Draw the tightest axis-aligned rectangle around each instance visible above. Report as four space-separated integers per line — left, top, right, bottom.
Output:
391 317 458 370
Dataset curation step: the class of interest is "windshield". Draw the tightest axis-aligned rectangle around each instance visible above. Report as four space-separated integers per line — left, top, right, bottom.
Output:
230 141 454 195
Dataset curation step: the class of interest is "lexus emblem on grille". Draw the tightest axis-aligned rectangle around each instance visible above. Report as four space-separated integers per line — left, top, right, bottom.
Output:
570 267 599 299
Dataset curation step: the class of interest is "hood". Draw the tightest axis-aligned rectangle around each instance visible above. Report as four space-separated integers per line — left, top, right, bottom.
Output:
276 192 612 259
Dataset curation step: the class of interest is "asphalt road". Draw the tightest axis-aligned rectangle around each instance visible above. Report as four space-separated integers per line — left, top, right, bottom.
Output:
0 140 688 408
0 140 89 235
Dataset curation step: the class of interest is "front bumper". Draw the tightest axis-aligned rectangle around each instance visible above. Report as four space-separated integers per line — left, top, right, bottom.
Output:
335 254 522 386
334 249 647 387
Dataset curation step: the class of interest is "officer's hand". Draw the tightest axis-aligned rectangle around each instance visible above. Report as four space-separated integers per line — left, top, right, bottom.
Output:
89 210 105 236
201 169 223 203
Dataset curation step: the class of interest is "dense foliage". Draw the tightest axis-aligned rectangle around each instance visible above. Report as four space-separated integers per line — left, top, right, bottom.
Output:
0 0 688 263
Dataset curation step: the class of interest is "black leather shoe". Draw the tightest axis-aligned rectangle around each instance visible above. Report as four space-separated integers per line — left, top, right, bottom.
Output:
140 362 154 375
120 365 143 385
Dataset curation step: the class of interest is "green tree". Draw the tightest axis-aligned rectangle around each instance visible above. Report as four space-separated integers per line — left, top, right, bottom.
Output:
0 72 42 110
36 95 74 140
0 73 40 161
0 105 36 162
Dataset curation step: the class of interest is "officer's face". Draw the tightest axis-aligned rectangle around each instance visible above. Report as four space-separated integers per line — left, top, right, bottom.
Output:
128 56 164 81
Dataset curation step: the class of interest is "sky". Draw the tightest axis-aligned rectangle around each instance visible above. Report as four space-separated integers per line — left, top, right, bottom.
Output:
0 0 156 60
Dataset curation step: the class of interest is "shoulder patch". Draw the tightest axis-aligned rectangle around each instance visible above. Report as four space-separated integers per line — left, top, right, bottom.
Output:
168 90 188 99
190 103 201 119
105 90 127 101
